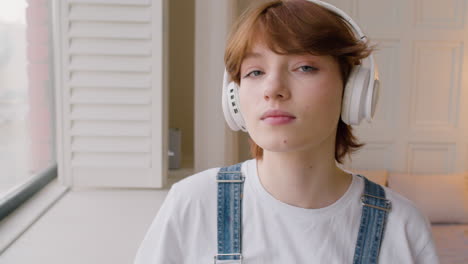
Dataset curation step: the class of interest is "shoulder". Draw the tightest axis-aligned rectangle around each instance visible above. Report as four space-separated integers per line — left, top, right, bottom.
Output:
378 185 437 259
355 175 430 228
173 166 220 188
172 160 250 195
135 167 224 263
169 161 251 208
355 175 424 220
381 185 431 228
170 166 220 201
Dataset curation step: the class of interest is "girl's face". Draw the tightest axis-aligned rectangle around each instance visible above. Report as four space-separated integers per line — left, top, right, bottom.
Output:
239 42 344 154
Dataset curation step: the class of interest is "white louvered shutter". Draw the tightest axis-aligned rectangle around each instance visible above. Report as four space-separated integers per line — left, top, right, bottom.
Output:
54 0 168 188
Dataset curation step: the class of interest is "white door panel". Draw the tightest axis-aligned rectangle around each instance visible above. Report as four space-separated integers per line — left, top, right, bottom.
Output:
325 0 468 174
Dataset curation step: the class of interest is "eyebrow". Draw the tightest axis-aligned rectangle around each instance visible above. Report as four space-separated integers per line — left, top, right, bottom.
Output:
243 51 323 61
243 52 263 60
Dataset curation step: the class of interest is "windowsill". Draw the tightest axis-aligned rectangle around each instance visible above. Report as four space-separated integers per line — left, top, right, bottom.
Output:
0 179 69 254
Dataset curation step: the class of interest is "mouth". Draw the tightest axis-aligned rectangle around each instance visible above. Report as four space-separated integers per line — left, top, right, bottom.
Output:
261 109 295 119
260 109 296 125
262 116 296 125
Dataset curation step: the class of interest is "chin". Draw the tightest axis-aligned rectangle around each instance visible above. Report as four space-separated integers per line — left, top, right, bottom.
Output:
255 138 303 153
256 132 330 154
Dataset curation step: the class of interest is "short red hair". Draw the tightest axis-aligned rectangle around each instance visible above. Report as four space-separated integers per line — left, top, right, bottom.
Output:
225 0 373 164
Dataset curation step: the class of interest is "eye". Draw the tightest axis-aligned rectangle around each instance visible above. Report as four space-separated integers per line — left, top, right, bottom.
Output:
244 70 263 78
298 65 318 72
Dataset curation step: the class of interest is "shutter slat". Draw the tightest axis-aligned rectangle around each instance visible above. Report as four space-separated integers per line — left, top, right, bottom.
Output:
72 137 150 152
71 121 150 136
69 5 150 23
70 55 151 72
70 72 150 89
69 22 151 39
71 105 151 121
69 39 151 56
71 88 150 104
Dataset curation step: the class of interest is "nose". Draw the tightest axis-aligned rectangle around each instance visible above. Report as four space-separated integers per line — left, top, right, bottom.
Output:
263 71 291 101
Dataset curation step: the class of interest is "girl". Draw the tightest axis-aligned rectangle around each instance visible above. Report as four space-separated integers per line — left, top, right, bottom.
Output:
135 1 439 263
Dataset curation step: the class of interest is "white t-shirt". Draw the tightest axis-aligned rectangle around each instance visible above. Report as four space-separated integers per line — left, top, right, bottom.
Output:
134 159 440 264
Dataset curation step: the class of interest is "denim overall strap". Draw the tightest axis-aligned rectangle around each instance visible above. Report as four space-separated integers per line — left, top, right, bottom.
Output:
214 162 245 263
353 175 392 264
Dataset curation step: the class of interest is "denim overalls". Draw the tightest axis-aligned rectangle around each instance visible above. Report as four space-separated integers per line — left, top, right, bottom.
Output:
214 162 392 264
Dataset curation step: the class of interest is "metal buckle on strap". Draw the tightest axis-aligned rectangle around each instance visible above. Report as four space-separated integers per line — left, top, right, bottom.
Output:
217 170 244 183
360 194 392 212
214 253 243 263
216 179 244 183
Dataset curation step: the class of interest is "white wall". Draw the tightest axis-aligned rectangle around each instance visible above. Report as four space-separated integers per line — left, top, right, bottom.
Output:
194 0 239 172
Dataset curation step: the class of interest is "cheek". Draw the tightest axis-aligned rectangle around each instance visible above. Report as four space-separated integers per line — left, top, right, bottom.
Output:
302 81 343 115
238 87 252 118
239 85 259 116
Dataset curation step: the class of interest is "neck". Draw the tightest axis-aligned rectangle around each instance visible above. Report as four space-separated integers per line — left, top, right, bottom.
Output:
256 146 352 209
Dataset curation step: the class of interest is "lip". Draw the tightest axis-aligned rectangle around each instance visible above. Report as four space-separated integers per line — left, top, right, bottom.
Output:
261 109 296 125
261 109 296 120
262 116 296 125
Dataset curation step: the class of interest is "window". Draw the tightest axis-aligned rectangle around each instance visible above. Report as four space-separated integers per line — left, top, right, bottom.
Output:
0 0 56 219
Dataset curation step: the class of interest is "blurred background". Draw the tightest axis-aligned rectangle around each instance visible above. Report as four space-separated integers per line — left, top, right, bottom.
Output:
0 0 467 263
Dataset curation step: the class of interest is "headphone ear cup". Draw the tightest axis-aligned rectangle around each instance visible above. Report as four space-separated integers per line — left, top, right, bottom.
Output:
370 78 380 119
341 64 370 125
365 63 380 122
222 82 240 131
222 72 247 132
341 66 358 125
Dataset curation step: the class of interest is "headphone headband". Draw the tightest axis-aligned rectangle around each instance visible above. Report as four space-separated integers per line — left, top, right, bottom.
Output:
306 0 366 40
307 0 377 106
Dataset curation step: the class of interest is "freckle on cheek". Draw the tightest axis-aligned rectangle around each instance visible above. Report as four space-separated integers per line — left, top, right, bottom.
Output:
283 140 287 144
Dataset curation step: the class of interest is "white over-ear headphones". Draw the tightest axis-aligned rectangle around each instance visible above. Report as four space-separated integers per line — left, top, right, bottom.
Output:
222 0 380 132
